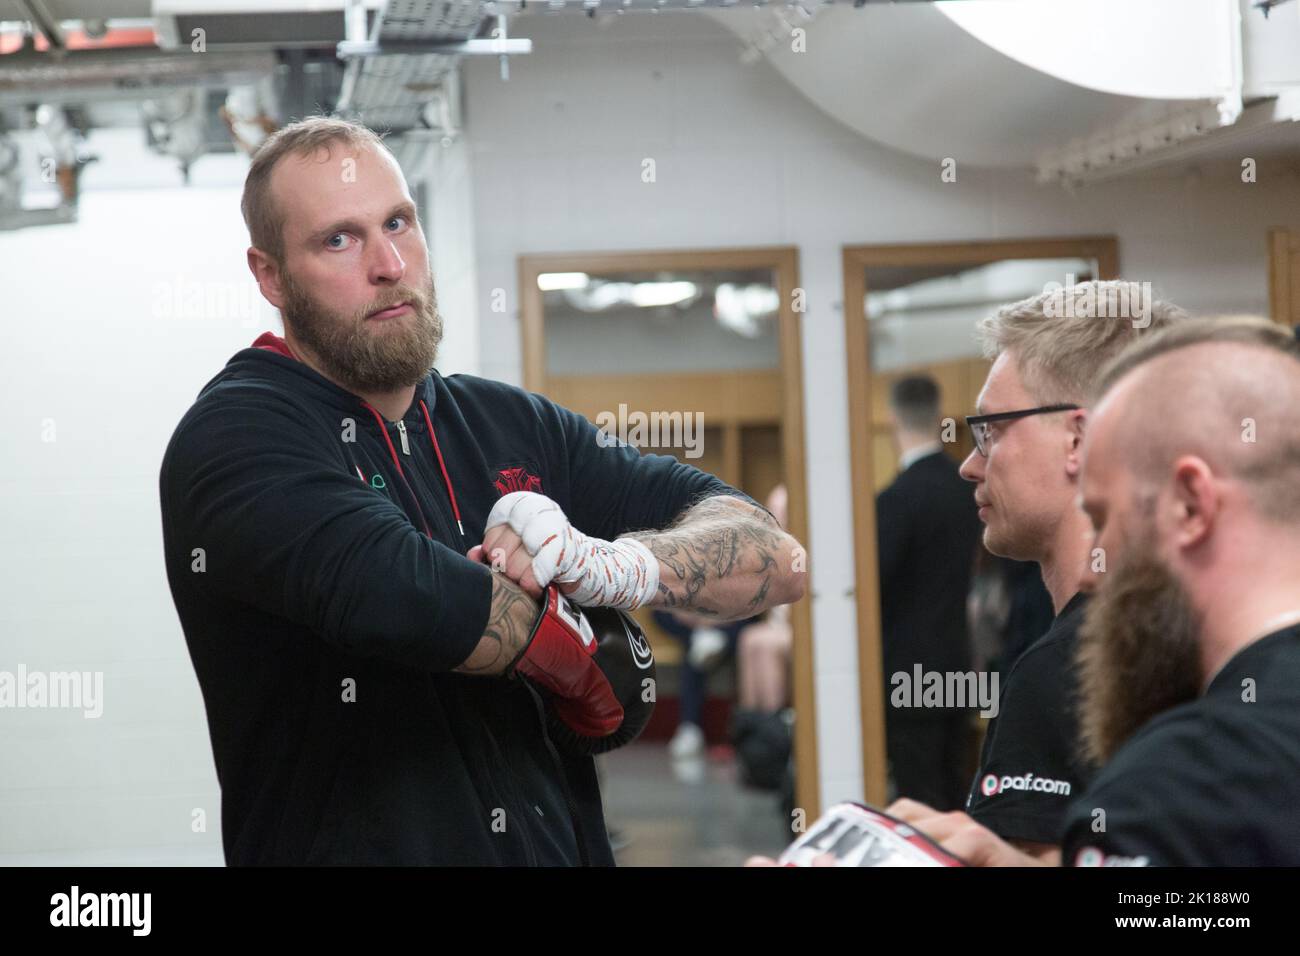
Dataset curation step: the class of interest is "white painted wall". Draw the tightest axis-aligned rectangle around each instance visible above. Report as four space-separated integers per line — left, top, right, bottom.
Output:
464 11 1300 813
0 127 470 862
0 145 259 863
419 134 482 376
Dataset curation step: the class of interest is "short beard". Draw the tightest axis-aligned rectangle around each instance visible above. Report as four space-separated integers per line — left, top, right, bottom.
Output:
1076 533 1203 766
279 264 443 394
981 511 1044 563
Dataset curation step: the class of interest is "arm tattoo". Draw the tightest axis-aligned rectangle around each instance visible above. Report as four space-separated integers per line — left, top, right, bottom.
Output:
628 495 790 618
455 574 537 675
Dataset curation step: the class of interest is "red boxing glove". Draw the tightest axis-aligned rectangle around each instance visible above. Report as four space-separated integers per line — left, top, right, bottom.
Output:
510 585 623 738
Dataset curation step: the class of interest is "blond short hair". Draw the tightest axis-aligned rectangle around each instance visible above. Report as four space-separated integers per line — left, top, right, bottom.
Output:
240 115 391 263
977 280 1189 404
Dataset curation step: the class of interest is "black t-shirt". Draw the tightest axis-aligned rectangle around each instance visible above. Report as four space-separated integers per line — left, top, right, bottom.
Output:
965 592 1095 844
1061 624 1300 866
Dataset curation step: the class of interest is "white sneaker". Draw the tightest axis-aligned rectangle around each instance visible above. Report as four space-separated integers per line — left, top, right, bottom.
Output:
670 755 706 785
669 721 705 759
688 627 728 671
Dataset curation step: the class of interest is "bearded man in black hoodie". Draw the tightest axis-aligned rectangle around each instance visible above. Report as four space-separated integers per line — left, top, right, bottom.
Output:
159 116 806 866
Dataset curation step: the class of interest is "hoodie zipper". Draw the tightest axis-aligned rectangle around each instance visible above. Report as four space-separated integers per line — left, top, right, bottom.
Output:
360 402 463 546
359 396 589 865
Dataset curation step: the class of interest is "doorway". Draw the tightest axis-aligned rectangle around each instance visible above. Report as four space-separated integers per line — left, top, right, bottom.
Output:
841 236 1120 804
519 245 815 861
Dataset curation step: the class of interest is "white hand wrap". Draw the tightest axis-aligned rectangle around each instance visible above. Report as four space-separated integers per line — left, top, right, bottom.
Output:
484 491 660 610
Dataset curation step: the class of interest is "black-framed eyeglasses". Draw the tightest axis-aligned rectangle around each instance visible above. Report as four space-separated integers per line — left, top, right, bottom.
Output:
964 404 1081 457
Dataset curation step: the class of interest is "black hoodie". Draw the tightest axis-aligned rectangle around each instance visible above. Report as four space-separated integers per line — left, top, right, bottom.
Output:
159 332 747 865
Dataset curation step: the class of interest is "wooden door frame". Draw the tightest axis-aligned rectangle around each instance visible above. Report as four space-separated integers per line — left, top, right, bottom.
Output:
841 236 1120 805
519 245 819 815
1268 227 1300 326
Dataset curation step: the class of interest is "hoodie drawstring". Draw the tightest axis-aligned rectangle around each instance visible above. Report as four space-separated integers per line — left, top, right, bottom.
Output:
359 400 464 543
419 400 464 537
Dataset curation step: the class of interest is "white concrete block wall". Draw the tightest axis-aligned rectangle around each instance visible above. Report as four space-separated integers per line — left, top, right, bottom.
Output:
419 134 482 377
0 171 261 863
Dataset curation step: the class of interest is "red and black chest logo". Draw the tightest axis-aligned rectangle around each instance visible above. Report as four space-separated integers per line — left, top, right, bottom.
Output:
493 465 543 496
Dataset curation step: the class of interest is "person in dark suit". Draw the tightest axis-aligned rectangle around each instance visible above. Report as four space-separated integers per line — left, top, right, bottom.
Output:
876 374 983 810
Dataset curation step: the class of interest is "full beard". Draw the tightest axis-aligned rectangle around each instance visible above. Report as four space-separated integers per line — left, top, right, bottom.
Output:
1075 533 1204 767
280 265 443 394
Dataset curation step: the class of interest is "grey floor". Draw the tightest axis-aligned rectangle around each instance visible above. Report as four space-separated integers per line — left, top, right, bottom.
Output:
602 742 790 867
0 845 225 867
0 742 786 867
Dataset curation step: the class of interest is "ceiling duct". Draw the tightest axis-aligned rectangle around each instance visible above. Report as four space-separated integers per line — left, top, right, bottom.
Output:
0 41 276 107
150 0 379 50
338 0 490 135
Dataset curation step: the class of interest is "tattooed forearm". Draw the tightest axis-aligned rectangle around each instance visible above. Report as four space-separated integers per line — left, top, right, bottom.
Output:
455 574 539 676
625 495 806 620
746 568 773 612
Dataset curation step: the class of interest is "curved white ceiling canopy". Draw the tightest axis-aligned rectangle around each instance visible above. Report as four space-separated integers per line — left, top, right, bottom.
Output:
937 0 1239 101
705 0 1246 177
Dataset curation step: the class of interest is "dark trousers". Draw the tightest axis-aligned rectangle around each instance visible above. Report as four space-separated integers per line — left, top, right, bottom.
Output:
885 712 971 812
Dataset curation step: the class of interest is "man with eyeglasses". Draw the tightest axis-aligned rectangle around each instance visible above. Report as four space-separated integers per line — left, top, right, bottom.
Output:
945 281 1188 861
